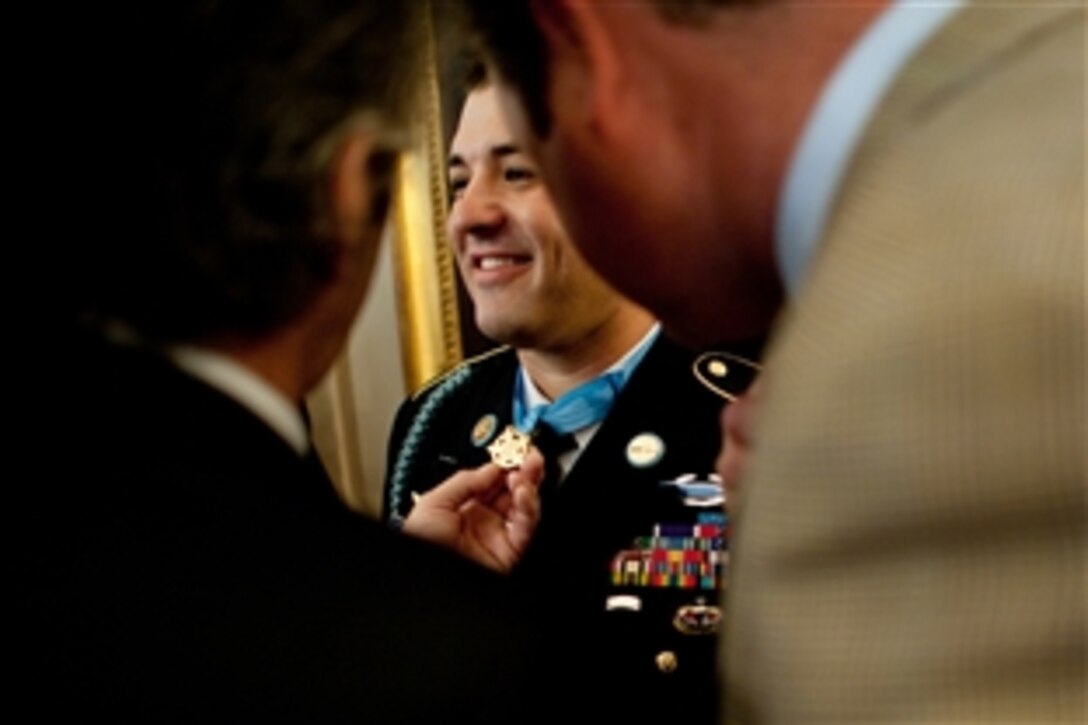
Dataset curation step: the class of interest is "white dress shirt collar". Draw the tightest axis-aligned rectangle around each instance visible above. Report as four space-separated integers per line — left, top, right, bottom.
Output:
167 345 310 457
776 0 965 295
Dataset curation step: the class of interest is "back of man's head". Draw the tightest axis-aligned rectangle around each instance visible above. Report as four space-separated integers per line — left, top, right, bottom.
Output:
67 1 423 345
462 0 739 138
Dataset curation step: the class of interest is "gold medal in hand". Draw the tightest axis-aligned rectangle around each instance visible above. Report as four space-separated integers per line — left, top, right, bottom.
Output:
486 425 531 469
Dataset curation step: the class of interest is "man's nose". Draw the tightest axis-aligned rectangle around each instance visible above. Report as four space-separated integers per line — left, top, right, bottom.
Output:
449 179 506 241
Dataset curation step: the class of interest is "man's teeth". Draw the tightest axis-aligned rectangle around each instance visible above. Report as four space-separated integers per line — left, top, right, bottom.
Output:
479 256 520 270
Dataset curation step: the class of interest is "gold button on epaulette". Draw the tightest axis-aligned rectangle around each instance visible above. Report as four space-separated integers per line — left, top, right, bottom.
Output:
692 351 762 401
655 650 679 674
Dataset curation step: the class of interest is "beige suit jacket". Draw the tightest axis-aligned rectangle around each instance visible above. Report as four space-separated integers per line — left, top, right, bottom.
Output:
726 5 1085 722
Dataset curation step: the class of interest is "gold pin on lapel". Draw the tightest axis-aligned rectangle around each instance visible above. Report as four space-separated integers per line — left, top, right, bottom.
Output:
470 414 499 447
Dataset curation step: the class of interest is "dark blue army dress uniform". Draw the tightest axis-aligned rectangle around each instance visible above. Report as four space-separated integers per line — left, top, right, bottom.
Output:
384 334 759 724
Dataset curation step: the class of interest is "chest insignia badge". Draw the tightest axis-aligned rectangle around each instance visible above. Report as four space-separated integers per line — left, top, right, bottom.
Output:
663 473 725 508
673 598 722 636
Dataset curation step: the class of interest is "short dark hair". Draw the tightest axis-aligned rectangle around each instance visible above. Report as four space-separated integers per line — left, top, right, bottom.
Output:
461 3 551 138
71 0 424 343
462 0 738 138
463 57 491 94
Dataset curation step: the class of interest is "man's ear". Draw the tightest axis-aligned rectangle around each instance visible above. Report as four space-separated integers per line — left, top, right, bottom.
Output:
327 129 392 249
530 0 628 137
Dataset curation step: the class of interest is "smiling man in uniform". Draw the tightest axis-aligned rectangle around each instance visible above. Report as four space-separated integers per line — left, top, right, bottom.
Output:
385 69 760 724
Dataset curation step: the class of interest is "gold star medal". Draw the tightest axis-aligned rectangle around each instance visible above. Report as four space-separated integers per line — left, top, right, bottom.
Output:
486 425 531 469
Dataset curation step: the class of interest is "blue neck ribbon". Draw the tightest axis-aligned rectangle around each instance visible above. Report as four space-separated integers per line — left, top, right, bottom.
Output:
513 328 658 436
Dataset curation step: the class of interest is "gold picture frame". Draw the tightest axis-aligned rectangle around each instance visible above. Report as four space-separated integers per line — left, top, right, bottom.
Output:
310 1 468 513
391 1 464 393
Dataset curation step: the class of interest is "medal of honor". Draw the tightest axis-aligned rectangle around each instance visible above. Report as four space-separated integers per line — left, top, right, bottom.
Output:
487 425 531 469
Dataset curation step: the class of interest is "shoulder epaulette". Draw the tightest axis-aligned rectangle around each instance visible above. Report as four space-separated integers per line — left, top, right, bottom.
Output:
692 351 762 402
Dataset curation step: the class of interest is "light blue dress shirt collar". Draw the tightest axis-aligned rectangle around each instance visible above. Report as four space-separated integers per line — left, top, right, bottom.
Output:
775 0 965 295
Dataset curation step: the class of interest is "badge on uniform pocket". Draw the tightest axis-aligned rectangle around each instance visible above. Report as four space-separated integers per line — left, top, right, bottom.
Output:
673 598 722 636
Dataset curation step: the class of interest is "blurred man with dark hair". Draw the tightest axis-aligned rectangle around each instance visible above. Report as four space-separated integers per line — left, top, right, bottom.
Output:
17 3 570 721
462 0 1085 721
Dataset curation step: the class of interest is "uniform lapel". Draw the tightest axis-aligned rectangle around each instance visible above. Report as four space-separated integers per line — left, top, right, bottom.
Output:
550 337 677 538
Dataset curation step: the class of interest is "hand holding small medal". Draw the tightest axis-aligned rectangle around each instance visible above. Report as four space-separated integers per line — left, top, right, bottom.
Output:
402 445 545 573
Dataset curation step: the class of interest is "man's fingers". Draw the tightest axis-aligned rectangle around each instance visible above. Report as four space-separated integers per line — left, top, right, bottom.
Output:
503 480 541 555
723 388 756 446
509 447 545 490
421 462 506 511
716 379 764 513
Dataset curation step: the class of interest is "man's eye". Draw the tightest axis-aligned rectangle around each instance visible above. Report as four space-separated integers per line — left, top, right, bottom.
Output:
448 178 468 200
504 167 535 183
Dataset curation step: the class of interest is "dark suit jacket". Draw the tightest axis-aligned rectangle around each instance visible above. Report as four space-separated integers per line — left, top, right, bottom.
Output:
385 335 760 724
16 331 571 723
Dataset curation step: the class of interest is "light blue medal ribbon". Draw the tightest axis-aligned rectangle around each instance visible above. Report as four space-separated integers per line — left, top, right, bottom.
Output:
512 326 659 435
513 370 623 435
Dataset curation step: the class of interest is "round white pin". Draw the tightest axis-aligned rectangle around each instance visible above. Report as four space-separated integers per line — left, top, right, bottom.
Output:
626 433 665 468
